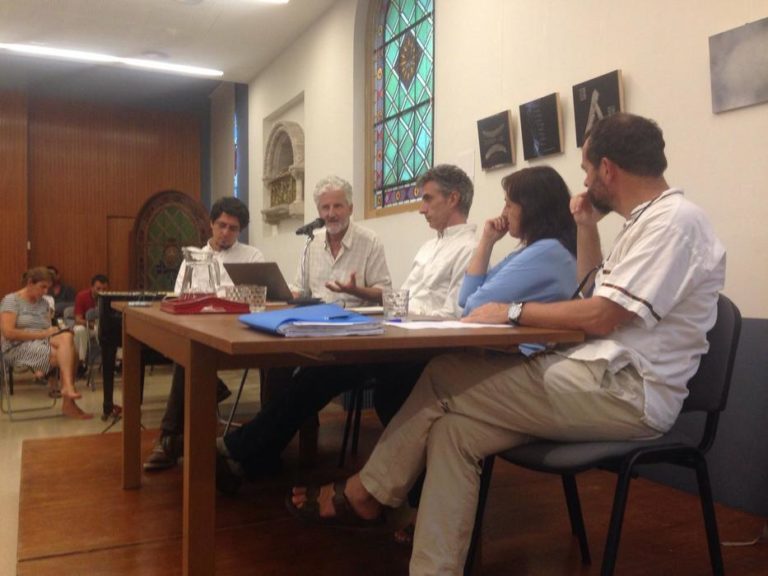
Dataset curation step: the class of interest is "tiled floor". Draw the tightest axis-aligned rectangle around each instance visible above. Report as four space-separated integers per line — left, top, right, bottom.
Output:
0 365 268 576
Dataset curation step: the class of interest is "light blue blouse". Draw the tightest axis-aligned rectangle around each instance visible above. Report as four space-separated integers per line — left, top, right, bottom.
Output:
459 238 577 316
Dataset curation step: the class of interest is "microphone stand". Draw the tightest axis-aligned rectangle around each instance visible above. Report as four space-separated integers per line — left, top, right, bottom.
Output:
299 230 316 299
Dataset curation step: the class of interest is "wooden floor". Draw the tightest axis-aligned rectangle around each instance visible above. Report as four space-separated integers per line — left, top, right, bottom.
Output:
17 412 768 575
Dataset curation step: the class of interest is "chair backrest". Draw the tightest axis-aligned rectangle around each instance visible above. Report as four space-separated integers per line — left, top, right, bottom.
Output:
681 294 741 415
62 305 76 328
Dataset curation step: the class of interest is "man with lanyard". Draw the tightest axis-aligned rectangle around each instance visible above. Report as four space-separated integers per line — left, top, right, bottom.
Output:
287 113 726 576
144 196 264 470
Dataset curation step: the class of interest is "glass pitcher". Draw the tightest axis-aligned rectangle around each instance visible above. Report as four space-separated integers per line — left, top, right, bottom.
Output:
179 247 221 299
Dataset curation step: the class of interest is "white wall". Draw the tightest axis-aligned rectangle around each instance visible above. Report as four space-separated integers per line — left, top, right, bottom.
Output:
247 0 768 317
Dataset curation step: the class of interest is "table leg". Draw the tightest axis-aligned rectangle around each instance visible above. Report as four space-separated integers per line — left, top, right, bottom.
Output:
122 333 142 489
182 341 218 576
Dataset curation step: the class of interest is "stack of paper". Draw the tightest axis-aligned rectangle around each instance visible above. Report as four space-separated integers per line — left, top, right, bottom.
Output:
239 303 383 338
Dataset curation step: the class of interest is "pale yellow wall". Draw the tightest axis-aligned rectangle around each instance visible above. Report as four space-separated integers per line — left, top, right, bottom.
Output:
247 0 768 317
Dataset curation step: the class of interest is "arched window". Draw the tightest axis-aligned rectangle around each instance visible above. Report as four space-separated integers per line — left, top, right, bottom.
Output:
366 0 434 217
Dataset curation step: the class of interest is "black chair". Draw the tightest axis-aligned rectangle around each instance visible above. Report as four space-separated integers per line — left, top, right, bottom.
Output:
465 294 742 576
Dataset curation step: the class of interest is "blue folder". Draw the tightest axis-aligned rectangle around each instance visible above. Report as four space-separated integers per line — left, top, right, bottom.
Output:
239 303 380 336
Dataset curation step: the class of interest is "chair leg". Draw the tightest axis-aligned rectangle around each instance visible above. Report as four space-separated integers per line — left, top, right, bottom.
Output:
601 464 635 576
693 455 725 575
463 456 496 576
223 369 249 436
338 384 361 468
350 383 364 457
562 474 591 565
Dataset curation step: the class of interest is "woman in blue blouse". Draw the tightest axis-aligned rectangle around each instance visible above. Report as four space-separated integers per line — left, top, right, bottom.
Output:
460 165 577 317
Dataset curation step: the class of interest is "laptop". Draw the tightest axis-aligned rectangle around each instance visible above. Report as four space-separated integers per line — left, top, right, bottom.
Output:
223 262 295 303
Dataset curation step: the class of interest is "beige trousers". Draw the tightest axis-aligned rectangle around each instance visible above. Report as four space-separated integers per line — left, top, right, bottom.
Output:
359 351 659 576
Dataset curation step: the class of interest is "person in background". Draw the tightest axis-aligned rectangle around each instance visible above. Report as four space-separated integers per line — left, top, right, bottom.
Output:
72 274 109 377
288 113 725 576
46 265 76 319
1 266 92 419
144 196 264 470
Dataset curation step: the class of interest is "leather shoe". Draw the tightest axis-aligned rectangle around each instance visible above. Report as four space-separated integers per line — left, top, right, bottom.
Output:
216 451 243 496
143 434 183 471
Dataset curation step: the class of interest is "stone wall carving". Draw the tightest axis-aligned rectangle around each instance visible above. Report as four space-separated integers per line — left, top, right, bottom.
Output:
262 121 305 224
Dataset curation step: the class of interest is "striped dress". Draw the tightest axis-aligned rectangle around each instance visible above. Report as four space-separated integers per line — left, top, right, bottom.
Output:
0 292 53 375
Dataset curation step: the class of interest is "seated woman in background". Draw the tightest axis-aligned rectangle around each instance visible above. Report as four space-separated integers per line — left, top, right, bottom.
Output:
1 266 92 419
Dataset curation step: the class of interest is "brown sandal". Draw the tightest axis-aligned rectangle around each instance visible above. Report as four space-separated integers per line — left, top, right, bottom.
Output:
286 481 385 530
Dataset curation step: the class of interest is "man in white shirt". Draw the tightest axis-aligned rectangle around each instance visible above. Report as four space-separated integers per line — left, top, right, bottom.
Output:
216 165 477 491
291 175 391 306
288 114 726 576
144 196 264 470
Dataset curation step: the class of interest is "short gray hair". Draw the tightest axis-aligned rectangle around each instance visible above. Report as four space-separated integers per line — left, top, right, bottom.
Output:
313 175 353 206
416 164 474 217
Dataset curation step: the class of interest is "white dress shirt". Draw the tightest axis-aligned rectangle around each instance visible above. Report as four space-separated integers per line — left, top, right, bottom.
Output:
402 223 477 318
291 222 391 308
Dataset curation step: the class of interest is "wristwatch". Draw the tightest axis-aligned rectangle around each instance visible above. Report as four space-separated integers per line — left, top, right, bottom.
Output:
507 302 524 325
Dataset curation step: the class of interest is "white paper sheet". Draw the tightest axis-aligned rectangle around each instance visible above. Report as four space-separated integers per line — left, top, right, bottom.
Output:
384 321 511 330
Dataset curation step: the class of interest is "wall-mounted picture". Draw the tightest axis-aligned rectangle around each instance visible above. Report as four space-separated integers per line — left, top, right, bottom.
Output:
710 17 768 113
477 110 515 170
572 69 624 148
519 93 562 160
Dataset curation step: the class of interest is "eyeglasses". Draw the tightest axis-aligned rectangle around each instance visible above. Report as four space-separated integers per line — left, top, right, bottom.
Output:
213 221 240 234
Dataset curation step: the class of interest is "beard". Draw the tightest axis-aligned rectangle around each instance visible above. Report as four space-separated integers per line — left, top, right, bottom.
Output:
587 179 612 214
325 218 350 236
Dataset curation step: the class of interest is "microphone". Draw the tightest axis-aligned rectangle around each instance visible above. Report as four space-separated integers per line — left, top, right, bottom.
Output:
295 218 325 236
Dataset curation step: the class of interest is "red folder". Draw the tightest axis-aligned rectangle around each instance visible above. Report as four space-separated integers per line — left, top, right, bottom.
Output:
160 296 250 315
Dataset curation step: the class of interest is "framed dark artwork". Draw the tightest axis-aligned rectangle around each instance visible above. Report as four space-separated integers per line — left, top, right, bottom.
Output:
572 69 624 148
519 93 562 160
477 110 515 170
710 17 768 113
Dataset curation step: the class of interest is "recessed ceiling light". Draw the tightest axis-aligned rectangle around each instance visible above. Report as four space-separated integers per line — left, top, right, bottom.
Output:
0 43 223 77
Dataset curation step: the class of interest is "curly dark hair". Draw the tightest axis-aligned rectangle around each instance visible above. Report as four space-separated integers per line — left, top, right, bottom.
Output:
585 112 667 177
501 166 576 256
210 197 250 229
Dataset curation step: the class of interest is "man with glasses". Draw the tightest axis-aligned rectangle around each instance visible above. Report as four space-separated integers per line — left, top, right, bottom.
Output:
144 196 264 470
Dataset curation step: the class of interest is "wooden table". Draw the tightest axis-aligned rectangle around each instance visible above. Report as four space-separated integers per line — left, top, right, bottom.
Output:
120 304 583 576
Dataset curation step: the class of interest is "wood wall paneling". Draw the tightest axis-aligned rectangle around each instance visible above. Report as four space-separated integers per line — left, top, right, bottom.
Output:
25 98 202 291
107 217 135 291
0 92 29 297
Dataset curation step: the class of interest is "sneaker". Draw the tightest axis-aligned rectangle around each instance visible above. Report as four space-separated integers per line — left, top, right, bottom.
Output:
143 434 183 471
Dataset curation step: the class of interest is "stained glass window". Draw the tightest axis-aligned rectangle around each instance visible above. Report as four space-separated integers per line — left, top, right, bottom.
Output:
369 0 434 214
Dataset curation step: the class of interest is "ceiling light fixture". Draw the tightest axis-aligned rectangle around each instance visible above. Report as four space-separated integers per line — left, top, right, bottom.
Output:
0 42 223 78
